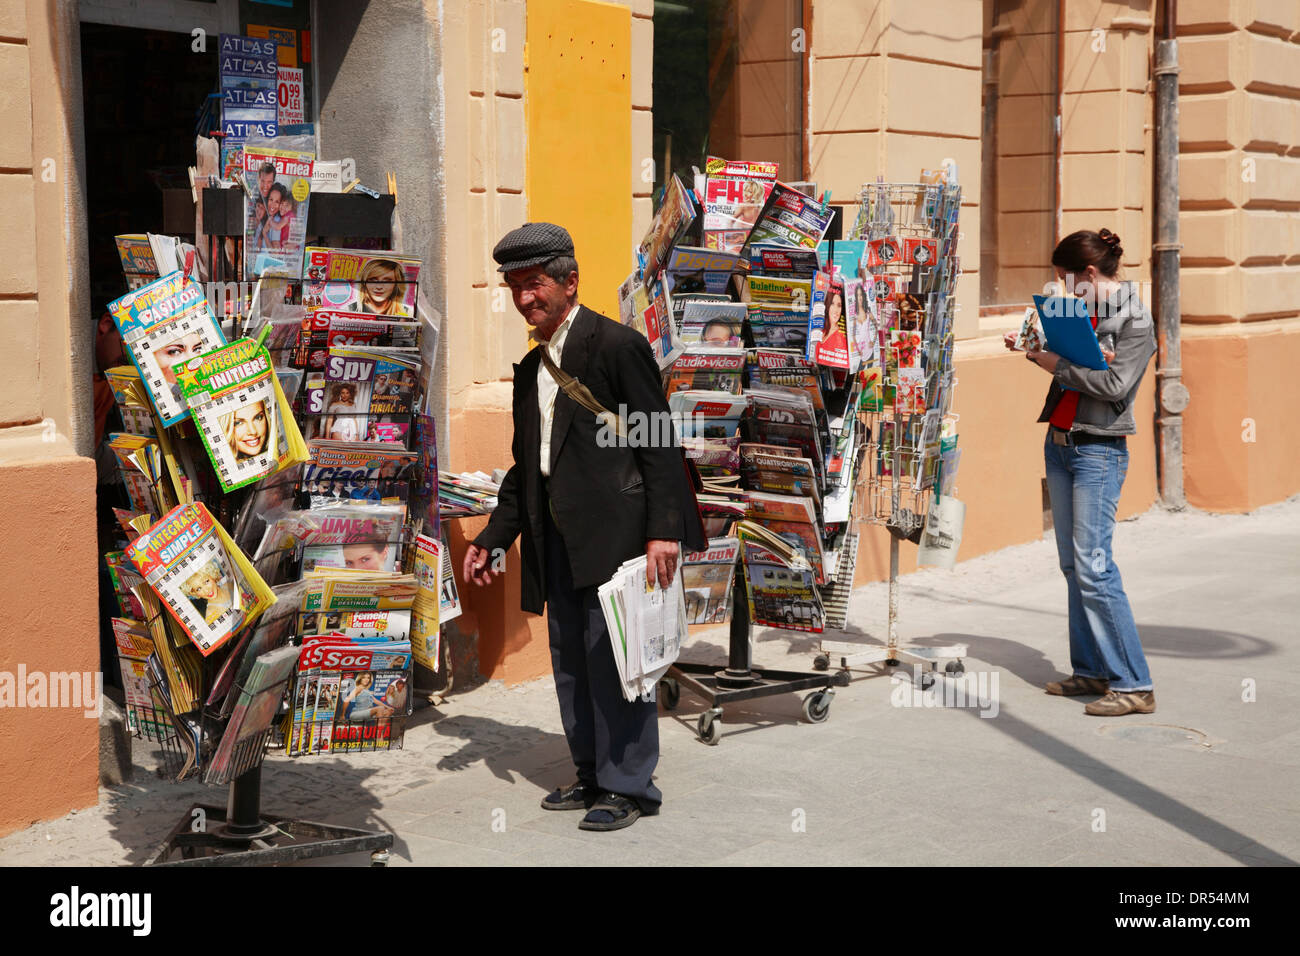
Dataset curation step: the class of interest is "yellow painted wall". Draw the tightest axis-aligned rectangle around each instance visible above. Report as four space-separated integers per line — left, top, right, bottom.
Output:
524 0 632 322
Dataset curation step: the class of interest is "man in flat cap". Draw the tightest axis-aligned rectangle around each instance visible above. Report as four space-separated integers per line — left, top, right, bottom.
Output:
463 222 705 831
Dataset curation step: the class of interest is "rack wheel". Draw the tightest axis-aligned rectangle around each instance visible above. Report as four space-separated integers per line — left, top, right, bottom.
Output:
945 660 965 676
802 691 832 724
834 668 851 688
813 653 830 671
659 678 680 711
370 850 390 867
697 711 721 745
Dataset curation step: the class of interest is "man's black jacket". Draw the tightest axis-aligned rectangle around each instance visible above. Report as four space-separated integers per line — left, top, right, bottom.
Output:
472 304 707 614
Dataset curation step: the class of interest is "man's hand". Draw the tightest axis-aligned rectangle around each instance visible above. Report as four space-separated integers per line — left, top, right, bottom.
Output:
463 543 498 587
645 539 680 590
1025 348 1060 373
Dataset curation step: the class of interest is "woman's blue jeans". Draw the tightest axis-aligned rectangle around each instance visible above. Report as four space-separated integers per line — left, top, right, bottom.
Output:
1043 433 1152 692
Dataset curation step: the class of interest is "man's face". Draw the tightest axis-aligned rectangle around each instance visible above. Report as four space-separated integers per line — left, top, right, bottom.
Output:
259 171 273 197
505 264 576 334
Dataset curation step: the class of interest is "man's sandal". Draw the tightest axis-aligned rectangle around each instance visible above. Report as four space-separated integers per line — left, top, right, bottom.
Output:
578 792 642 831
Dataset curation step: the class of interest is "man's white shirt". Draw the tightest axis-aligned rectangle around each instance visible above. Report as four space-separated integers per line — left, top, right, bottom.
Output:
537 304 580 477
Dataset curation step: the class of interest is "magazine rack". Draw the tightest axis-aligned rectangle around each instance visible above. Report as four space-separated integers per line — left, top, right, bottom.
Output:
814 179 968 684
661 563 840 745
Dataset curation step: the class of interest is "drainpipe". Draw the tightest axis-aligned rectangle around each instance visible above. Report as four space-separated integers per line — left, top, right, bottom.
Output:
1153 0 1188 509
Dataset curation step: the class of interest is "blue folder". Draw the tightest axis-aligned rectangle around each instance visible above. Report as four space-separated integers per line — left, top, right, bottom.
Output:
1033 295 1108 370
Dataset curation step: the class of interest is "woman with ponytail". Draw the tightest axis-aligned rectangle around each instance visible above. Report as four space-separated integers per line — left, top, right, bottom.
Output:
1004 228 1157 716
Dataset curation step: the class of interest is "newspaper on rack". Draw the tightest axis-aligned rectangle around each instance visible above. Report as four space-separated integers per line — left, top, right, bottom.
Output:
597 558 688 702
682 536 739 626
175 334 308 492
243 147 314 279
126 502 276 656
108 271 229 427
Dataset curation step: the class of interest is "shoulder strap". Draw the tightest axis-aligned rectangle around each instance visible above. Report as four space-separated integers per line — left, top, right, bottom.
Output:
538 343 627 439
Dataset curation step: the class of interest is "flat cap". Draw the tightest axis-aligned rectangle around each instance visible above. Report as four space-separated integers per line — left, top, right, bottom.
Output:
492 222 575 274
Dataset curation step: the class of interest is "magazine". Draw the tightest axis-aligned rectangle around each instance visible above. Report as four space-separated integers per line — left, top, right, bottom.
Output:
303 440 418 503
108 271 229 427
740 444 821 505
301 247 421 316
439 523 463 625
297 309 419 371
410 532 441 672
746 182 834 251
747 348 826 413
638 174 697 281
176 334 307 492
668 390 749 441
682 536 739 625
679 301 746 347
664 347 746 395
749 245 819 277
243 147 314 278
219 33 278 179
702 156 778 253
735 520 823 633
663 245 746 298
126 502 275 656
305 346 420 444
114 235 160 291
205 643 298 783
808 275 856 371
256 502 407 573
745 490 826 584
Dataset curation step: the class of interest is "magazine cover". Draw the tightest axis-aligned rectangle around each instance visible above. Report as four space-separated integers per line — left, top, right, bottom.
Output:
439 523 464 626
411 533 441 672
638 174 697 281
664 348 746 395
126 502 275 655
809 276 854 371
108 271 228 427
114 234 160 291
702 156 778 253
220 33 278 179
243 147 314 279
735 522 824 633
303 440 418 502
746 183 834 251
257 502 406 572
682 537 739 625
297 309 419 371
305 347 420 444
663 245 746 297
176 334 307 492
302 247 421 315
679 301 745 347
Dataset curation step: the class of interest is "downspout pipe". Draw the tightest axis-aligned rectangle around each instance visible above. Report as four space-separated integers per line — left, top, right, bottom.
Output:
1153 1 1188 509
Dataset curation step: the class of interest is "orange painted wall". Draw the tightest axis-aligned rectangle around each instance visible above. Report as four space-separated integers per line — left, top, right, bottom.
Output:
0 457 100 837
1182 325 1300 512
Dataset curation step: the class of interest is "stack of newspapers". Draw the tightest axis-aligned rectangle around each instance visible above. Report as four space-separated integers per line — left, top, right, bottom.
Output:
598 558 689 702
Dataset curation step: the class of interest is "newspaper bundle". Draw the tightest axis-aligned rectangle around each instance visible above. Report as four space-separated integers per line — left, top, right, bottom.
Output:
108 271 228 427
598 559 688 702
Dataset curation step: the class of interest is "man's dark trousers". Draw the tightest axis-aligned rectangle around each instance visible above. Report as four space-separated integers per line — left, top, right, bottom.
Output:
544 502 662 812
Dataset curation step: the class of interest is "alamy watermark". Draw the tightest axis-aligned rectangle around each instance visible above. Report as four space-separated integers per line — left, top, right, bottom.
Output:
0 666 103 718
890 666 999 718
596 409 709 449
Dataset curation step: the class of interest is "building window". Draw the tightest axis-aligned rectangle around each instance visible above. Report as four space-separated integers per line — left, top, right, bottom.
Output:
652 0 804 197
980 0 1061 312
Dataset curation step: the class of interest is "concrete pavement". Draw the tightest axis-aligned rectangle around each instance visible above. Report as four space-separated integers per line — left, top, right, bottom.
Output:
1 498 1297 866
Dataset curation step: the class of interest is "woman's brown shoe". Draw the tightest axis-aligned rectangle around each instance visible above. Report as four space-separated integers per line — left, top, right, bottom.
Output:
1084 690 1156 716
1045 675 1110 696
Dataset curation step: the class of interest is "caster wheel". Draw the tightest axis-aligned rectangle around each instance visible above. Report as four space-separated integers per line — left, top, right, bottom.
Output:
813 654 830 671
697 711 721 745
802 691 832 723
370 850 390 867
833 668 851 688
659 678 680 711
945 660 965 676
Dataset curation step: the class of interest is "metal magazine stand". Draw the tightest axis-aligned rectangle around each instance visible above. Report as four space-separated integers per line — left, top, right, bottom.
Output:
814 178 967 686
144 190 409 865
662 569 839 745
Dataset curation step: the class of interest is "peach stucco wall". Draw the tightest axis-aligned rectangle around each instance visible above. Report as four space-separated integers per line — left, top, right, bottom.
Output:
0 456 100 837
